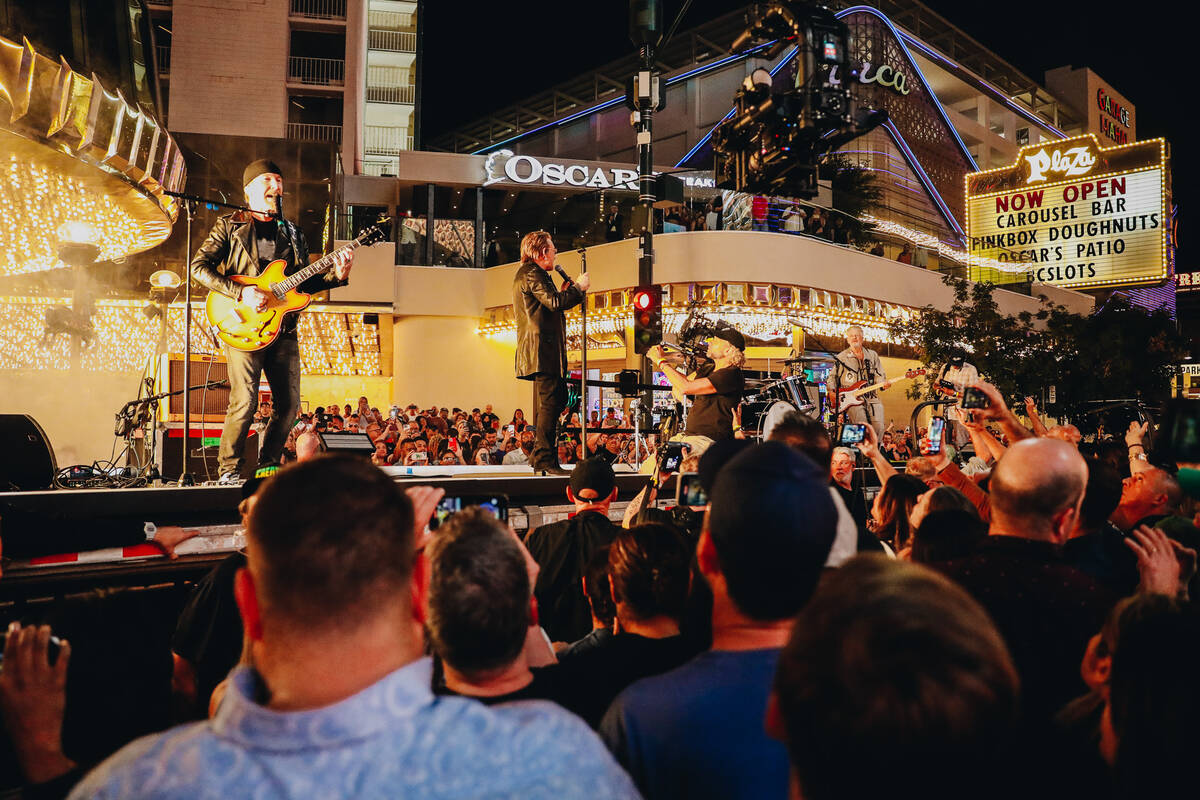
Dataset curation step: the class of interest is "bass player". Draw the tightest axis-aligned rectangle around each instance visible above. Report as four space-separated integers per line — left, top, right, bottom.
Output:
830 325 892 437
190 159 354 482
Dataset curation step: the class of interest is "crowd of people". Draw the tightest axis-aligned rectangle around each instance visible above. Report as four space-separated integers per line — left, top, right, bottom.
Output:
272 397 646 469
1 377 1198 799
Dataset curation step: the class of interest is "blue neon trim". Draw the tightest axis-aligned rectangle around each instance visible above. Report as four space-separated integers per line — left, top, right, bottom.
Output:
835 6 976 170
471 42 780 155
882 118 965 238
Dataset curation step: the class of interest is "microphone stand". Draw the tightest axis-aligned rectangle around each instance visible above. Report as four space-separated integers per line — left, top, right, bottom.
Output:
578 246 588 458
180 196 195 486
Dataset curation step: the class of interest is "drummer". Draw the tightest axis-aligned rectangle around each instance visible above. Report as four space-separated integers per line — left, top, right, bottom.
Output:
644 329 747 466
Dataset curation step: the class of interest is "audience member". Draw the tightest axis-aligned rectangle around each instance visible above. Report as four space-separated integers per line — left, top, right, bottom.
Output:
1065 459 1140 596
910 508 987 563
426 508 568 705
935 438 1114 721
554 524 699 727
601 442 838 800
556 548 617 660
869 474 927 552
770 556 1020 800
524 459 621 643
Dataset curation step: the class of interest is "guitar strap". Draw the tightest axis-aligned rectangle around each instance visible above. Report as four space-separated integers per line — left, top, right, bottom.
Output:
281 219 302 274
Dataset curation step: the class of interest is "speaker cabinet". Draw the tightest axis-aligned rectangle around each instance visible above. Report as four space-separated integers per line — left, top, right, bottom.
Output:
156 422 258 481
156 353 229 423
0 414 57 491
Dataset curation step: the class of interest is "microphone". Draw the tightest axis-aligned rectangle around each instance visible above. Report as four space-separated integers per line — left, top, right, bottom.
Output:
274 195 284 226
554 265 574 288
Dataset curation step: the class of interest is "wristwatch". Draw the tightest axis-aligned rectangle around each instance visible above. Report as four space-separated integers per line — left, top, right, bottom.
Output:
144 521 157 541
1131 452 1149 462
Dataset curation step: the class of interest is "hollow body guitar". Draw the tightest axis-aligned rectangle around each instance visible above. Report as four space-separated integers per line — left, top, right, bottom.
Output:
205 220 388 352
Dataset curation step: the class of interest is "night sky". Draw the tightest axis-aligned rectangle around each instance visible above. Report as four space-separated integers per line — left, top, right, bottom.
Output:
422 1 1189 265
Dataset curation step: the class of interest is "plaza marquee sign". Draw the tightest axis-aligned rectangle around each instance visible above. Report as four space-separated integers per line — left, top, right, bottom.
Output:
965 134 1171 290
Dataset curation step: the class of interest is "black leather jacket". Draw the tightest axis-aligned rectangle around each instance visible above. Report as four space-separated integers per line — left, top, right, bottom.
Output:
189 212 344 334
513 260 584 379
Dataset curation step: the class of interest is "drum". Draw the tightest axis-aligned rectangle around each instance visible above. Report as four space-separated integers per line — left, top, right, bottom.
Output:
739 400 798 439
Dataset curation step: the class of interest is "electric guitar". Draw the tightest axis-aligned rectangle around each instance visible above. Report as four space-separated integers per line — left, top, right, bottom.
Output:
205 220 390 352
835 369 925 414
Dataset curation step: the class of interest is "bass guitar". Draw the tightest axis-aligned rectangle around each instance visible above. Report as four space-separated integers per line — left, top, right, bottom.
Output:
206 219 390 352
835 368 925 414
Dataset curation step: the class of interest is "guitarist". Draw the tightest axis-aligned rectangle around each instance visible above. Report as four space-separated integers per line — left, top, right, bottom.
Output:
190 159 354 482
831 325 891 437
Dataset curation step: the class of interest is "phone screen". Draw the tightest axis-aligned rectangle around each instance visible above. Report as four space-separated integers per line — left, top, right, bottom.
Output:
675 472 709 507
960 387 988 409
928 416 946 454
430 495 509 530
661 442 685 472
840 424 866 445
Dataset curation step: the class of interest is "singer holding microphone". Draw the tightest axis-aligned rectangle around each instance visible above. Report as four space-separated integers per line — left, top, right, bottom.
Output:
190 159 354 482
512 230 590 475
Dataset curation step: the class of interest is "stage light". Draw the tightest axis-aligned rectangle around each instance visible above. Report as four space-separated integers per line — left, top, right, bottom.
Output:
150 270 182 289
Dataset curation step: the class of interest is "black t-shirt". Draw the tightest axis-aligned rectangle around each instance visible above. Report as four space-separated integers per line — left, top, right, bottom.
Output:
432 659 576 708
684 362 745 439
172 552 247 717
553 633 699 728
253 219 276 271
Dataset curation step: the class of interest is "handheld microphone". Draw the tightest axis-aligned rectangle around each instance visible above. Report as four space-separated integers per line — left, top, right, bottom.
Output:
554 265 574 288
274 195 284 226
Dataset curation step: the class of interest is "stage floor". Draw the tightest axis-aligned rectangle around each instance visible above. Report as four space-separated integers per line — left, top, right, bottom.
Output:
0 467 656 601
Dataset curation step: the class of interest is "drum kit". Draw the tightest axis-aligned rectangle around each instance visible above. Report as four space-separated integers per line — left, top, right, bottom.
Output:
739 355 826 440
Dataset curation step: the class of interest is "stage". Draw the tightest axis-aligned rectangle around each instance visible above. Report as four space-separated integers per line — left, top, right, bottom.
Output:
0 467 656 604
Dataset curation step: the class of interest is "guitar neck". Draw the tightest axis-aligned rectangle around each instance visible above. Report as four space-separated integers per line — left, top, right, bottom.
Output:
273 240 360 294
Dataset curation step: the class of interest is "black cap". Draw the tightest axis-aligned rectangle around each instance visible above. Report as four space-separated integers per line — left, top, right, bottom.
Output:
712 327 746 351
243 159 283 187
570 457 616 501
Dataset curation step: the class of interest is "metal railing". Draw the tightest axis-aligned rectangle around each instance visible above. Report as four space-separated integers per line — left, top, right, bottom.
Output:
287 56 345 86
367 64 409 87
361 160 398 177
156 45 170 73
290 0 347 19
363 126 411 155
367 29 416 53
286 122 342 144
365 84 415 104
367 10 413 30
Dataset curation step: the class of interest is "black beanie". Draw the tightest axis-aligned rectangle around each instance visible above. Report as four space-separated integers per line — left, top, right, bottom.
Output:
243 159 283 187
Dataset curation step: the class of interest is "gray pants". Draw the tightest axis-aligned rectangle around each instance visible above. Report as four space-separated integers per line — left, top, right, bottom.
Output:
218 335 301 475
844 400 885 438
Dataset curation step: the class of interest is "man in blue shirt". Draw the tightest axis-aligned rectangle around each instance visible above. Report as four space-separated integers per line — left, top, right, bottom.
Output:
69 456 637 800
600 443 838 800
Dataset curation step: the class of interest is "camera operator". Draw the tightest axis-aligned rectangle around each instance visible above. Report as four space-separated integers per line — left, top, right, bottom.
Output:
645 328 747 463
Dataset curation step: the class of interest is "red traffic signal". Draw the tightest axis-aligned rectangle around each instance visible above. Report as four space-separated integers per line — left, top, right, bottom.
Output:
632 285 662 355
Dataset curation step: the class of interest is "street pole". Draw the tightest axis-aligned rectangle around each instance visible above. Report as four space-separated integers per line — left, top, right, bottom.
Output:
629 0 662 416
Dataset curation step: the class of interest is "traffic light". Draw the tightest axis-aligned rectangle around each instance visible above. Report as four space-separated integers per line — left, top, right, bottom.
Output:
632 285 662 355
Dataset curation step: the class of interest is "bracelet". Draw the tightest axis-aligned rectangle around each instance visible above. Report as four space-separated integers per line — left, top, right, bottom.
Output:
1127 443 1145 450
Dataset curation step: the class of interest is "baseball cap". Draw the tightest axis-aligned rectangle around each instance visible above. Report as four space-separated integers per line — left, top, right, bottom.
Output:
570 457 616 501
707 441 838 619
712 327 746 351
243 158 282 187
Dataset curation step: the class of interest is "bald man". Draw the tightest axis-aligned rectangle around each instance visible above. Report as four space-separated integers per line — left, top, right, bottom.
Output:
936 439 1114 722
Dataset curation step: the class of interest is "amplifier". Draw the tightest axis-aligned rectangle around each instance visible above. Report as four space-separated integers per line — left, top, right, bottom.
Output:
155 422 258 481
156 353 229 423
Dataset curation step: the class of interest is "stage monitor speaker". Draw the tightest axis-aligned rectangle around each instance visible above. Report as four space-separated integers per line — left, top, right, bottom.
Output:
157 353 229 423
0 414 57 491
